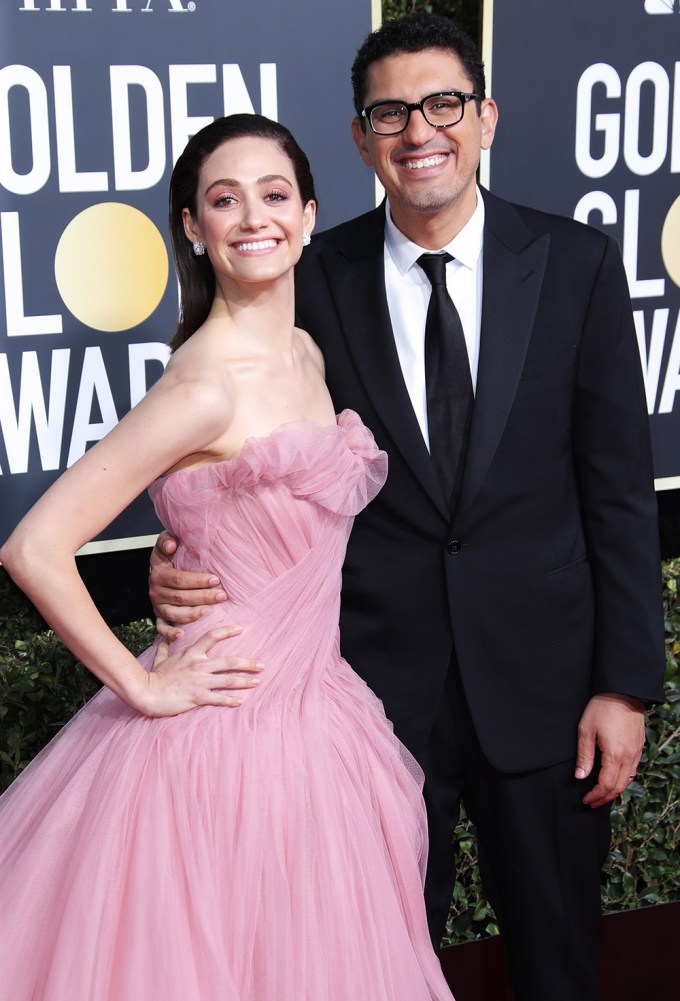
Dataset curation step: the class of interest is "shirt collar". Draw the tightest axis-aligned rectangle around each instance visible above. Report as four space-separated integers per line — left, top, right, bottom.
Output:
384 186 485 276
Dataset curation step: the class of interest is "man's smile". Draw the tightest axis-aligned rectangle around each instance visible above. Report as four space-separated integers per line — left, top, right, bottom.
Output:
400 153 450 170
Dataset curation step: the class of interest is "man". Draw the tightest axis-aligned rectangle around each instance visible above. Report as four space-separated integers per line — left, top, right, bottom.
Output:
150 14 665 999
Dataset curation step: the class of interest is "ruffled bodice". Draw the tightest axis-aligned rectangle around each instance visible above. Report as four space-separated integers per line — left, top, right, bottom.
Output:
146 410 388 705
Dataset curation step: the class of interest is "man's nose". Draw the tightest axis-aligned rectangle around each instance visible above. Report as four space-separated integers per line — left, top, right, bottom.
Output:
401 106 438 145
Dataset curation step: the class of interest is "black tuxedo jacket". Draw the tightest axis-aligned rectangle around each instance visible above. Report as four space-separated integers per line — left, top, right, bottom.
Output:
295 188 665 772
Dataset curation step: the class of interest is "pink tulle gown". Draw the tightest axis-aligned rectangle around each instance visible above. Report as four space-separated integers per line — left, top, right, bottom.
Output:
0 410 454 1001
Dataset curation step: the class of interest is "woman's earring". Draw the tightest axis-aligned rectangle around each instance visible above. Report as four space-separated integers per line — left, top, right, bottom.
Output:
192 241 205 256
302 231 311 247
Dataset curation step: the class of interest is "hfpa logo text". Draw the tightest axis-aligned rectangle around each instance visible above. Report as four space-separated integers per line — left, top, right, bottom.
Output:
644 0 680 13
19 1 195 13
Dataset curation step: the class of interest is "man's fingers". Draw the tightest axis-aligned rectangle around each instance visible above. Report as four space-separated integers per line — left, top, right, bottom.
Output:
583 781 625 808
582 785 608 808
576 693 646 806
159 535 178 556
575 731 596 780
155 603 204 627
575 754 594 781
157 530 178 555
152 588 229 624
151 565 224 596
167 586 226 607
582 755 635 808
155 617 184 642
150 577 227 610
149 531 178 568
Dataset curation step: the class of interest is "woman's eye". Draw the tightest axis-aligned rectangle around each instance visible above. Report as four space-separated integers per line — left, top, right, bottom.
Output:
266 190 287 203
214 193 237 207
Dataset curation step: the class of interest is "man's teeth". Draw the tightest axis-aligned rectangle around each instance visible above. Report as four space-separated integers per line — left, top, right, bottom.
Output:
235 240 278 250
403 155 447 169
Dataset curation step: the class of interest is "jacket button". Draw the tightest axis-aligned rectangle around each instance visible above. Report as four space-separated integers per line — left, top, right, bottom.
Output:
447 540 462 555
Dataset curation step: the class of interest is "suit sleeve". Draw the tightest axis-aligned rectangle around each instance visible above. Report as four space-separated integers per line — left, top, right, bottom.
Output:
573 235 665 702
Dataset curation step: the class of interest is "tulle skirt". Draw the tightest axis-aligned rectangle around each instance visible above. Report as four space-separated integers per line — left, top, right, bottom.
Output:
0 644 453 1001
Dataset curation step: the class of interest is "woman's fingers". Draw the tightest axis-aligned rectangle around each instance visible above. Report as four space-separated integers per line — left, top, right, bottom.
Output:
142 625 264 716
200 662 263 690
220 655 265 674
183 624 244 655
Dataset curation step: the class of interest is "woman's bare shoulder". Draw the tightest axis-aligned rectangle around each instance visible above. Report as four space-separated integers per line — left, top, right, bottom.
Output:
295 326 326 377
152 332 235 432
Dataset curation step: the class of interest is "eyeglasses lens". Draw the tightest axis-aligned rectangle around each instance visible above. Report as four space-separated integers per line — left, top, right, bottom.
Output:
370 94 465 135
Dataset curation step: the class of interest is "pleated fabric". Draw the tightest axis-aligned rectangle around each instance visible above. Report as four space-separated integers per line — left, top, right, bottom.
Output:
0 410 454 1001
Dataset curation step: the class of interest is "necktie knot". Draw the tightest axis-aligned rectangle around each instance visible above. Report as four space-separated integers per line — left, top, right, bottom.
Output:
418 252 453 287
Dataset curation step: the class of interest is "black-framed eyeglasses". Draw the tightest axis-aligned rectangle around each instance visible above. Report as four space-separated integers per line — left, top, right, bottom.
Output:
361 91 481 136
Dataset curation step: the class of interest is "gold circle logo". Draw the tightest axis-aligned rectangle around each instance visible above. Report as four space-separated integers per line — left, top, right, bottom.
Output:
55 203 169 332
661 196 680 289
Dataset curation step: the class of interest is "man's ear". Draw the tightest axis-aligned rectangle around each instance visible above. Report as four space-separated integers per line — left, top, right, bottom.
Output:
480 98 499 151
351 117 374 167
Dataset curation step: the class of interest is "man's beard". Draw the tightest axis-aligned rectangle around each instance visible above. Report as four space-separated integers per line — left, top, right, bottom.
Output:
391 183 464 215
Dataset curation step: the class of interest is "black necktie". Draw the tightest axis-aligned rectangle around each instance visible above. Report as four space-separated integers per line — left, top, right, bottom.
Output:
418 252 473 505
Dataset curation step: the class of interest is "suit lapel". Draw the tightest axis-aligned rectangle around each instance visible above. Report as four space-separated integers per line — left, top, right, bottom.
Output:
321 206 449 517
317 193 551 523
456 192 550 520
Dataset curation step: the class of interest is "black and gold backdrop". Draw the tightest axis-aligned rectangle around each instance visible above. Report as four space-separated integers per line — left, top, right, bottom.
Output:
0 0 375 552
484 0 680 493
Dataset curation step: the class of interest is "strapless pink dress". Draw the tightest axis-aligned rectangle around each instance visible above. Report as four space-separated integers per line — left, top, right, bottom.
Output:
0 410 454 1001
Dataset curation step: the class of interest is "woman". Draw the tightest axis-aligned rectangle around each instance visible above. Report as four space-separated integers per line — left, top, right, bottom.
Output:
0 114 454 1001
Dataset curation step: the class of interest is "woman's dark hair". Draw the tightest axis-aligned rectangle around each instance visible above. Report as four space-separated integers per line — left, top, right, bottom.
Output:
168 114 317 351
351 12 486 123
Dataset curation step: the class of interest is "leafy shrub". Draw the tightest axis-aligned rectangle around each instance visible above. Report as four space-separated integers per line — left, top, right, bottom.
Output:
0 570 153 790
382 0 479 39
603 559 679 911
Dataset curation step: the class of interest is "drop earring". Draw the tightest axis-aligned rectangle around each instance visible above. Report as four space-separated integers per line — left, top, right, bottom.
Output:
302 231 311 247
192 241 205 256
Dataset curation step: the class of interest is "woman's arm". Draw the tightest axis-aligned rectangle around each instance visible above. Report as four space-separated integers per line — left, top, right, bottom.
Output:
0 374 259 716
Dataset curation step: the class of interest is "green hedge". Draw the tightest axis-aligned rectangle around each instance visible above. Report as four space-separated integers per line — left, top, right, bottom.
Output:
1 560 678 944
0 573 152 784
381 0 479 38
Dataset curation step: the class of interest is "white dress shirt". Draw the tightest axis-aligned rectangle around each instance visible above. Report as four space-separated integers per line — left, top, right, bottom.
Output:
384 191 484 450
